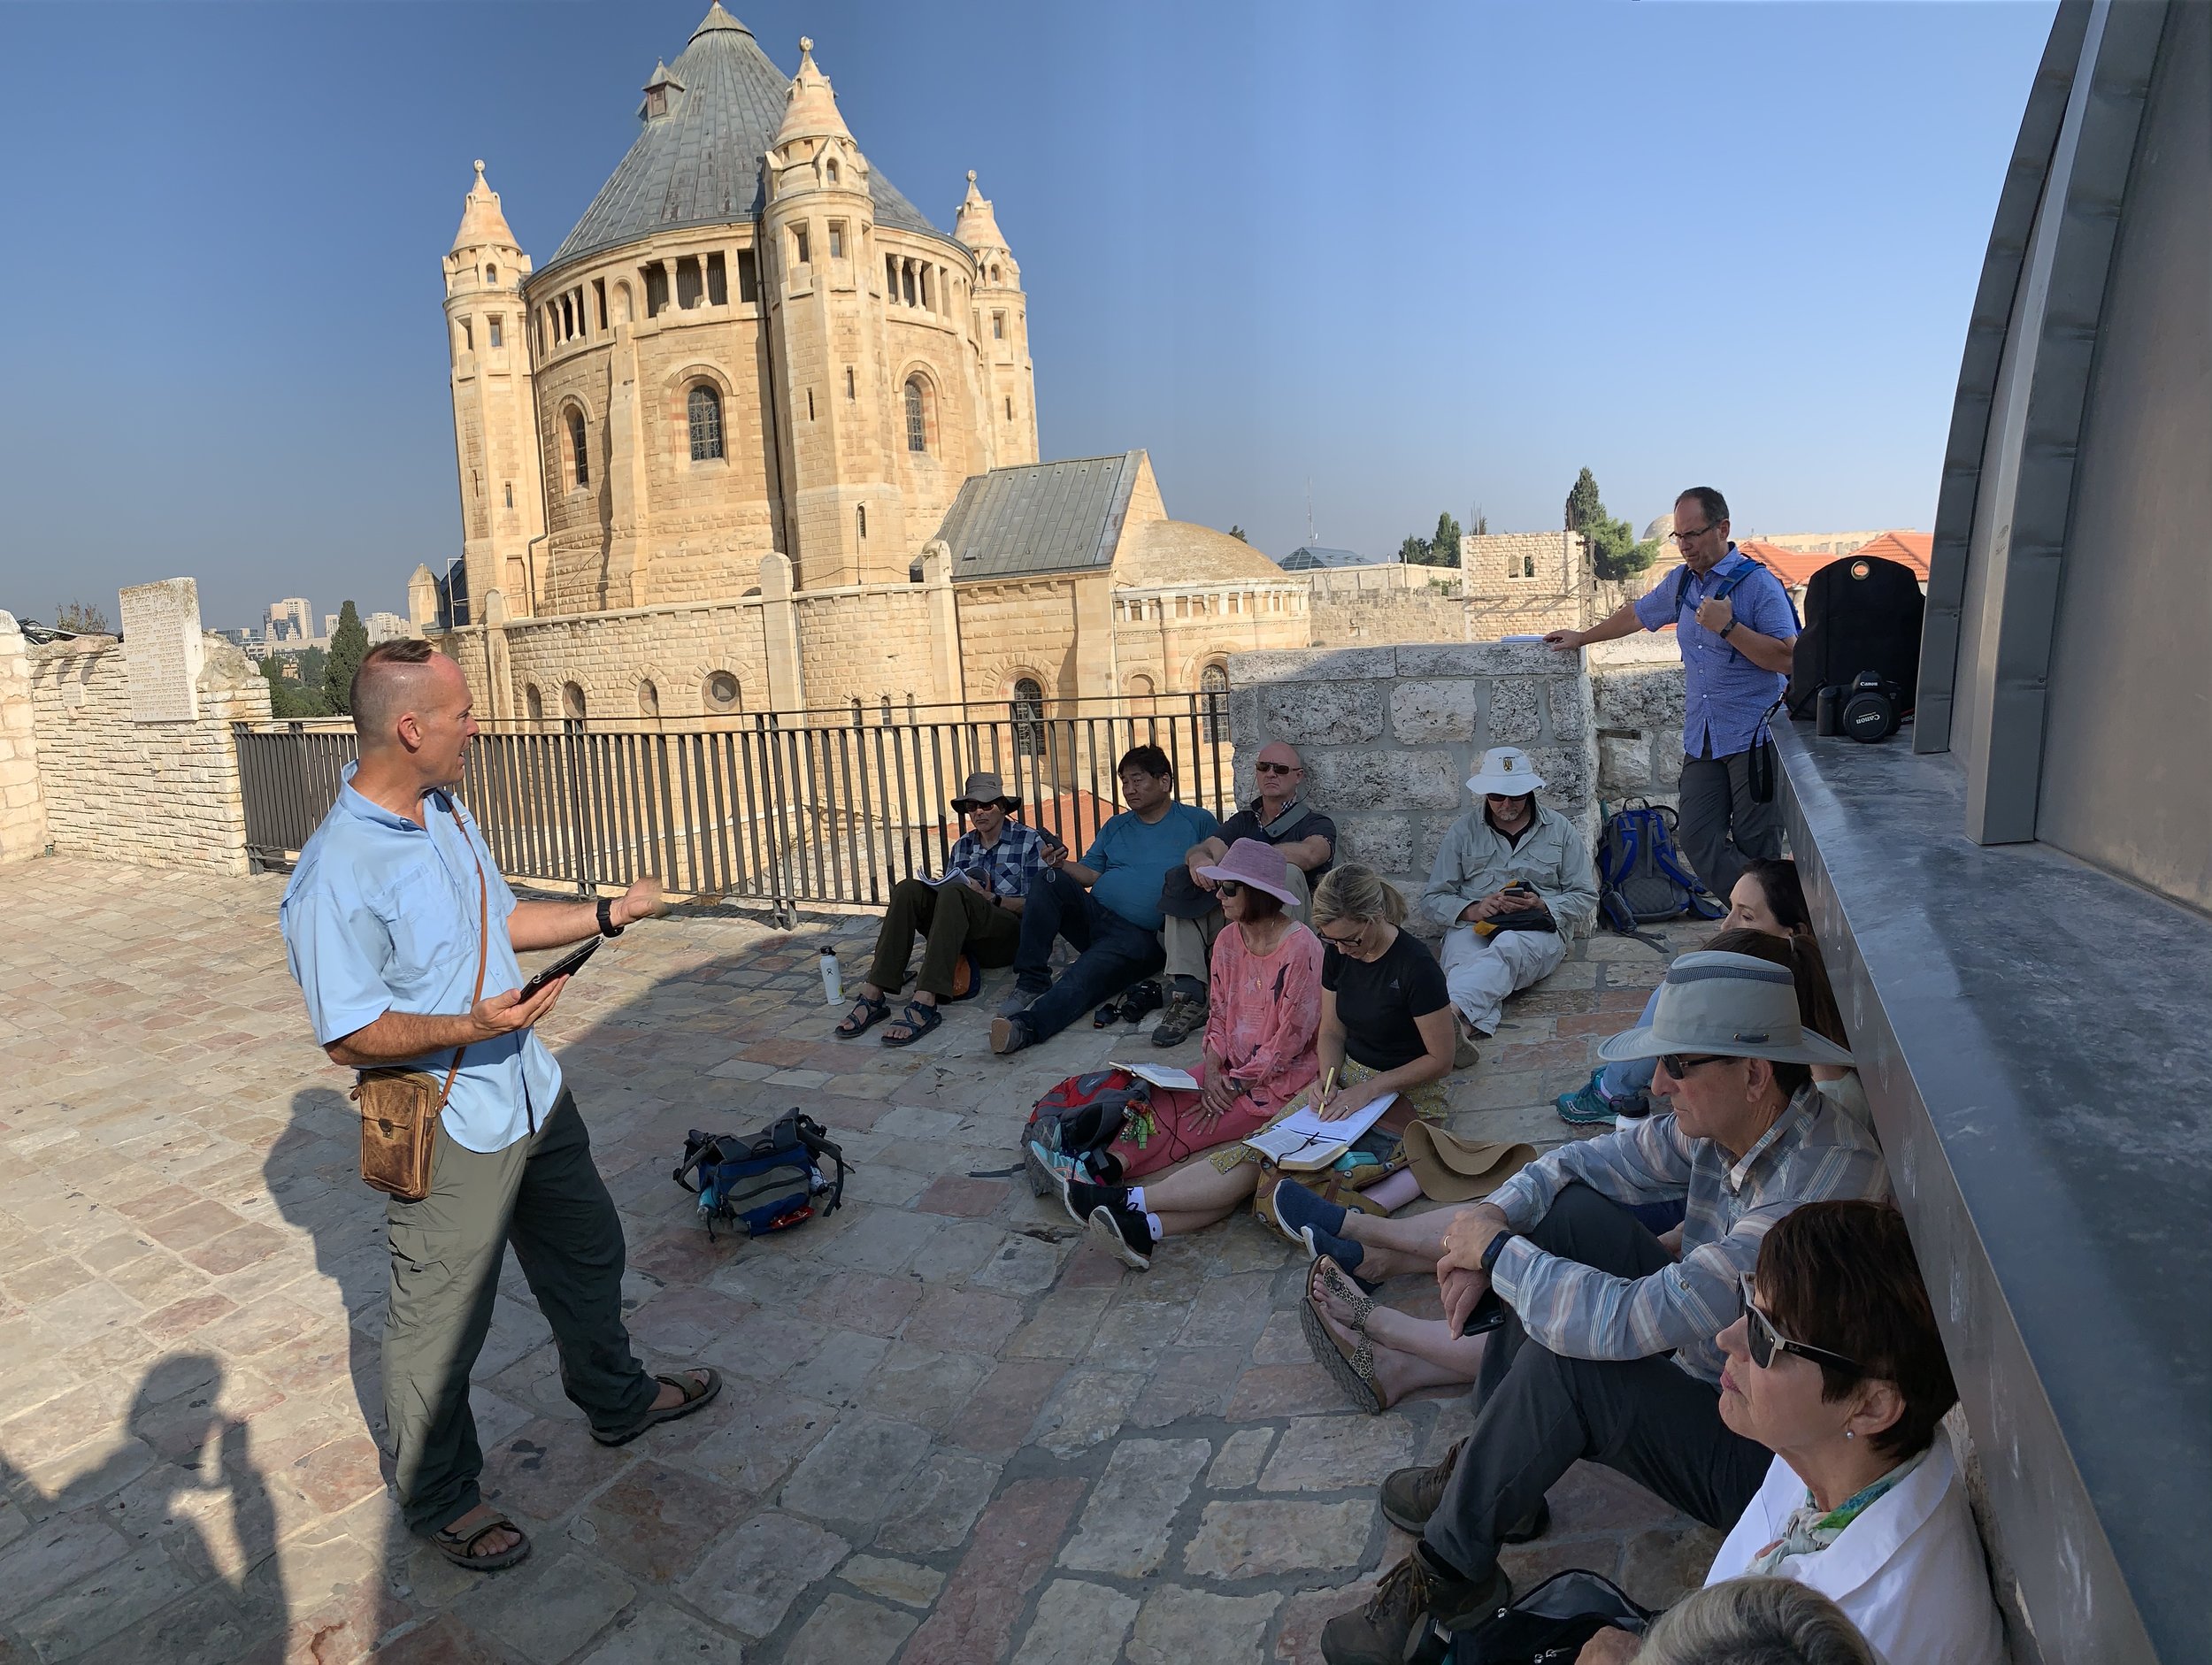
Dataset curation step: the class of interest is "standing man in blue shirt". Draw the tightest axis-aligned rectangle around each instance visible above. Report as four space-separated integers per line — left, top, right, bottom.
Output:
1545 487 1798 898
280 640 719 1575
992 744 1220 1055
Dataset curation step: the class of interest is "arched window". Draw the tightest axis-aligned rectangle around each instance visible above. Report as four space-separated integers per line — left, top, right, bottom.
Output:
484 264 498 284
525 683 544 723
1201 663 1230 741
826 158 840 185
567 408 588 487
687 383 724 461
856 504 867 540
637 679 660 717
703 671 741 713
990 264 1002 283
562 682 587 720
1011 676 1044 758
904 376 928 453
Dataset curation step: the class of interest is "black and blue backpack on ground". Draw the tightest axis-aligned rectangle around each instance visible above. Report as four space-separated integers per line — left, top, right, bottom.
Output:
675 1110 847 1239
1596 799 1721 931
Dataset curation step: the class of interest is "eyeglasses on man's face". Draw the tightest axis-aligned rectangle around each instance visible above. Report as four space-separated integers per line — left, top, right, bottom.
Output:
1255 761 1298 776
1657 1052 1732 1080
1739 1275 1863 1376
1668 522 1721 546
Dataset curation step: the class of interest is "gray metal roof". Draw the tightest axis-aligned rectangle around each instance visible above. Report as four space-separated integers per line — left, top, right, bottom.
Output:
935 454 1143 580
541 4 940 279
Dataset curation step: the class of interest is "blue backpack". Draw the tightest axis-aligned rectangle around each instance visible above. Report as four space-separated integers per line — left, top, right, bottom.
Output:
1597 800 1721 930
675 1111 847 1240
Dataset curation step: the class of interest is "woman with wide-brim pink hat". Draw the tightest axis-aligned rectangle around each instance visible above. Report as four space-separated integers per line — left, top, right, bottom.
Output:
1025 837 1322 1197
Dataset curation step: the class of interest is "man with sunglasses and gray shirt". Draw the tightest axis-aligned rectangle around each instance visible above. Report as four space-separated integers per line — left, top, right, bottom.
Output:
1315 951 1888 1665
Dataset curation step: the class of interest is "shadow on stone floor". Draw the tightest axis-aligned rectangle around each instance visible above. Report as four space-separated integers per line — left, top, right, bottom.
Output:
0 1354 293 1659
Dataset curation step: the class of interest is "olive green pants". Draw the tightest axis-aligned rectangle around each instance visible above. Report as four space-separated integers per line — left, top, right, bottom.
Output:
381 1090 656 1535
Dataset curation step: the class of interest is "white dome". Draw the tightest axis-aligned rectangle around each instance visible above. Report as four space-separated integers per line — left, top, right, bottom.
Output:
1642 512 1675 541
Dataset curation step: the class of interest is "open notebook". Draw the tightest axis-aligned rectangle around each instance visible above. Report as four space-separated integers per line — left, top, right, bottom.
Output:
1243 1093 1396 1172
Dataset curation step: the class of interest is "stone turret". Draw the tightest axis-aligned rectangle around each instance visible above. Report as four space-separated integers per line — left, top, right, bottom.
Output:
442 162 546 619
762 38 906 587
956 171 1038 467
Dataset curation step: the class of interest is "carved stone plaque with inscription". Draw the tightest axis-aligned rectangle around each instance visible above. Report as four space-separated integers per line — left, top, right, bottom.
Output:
119 578 206 723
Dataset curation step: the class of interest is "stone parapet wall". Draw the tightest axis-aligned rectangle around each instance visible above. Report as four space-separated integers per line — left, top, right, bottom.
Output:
1308 585 1465 648
0 613 48 864
25 631 271 875
1590 638 1687 808
1225 643 1597 935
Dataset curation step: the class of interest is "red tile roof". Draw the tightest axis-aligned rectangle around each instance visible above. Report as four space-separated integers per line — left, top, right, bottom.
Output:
1738 533 1932 589
1848 531 1932 579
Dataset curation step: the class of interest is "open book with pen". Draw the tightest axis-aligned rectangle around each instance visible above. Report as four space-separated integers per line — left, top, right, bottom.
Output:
1242 1091 1396 1171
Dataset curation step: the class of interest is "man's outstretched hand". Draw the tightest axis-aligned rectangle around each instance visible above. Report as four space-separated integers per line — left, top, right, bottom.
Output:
615 875 664 926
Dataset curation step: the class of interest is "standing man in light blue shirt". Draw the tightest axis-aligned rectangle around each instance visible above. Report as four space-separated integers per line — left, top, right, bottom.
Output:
280 640 719 1574
1546 486 1799 898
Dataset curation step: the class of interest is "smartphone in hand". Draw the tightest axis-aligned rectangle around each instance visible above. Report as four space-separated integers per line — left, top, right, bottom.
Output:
518 936 601 1001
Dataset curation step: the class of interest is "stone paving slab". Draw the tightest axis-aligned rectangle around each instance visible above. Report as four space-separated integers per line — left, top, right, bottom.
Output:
0 857 1719 1662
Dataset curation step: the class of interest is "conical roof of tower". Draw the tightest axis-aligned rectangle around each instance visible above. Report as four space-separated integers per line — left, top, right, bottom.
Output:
773 37 851 145
953 170 1009 254
452 160 518 252
543 5 935 277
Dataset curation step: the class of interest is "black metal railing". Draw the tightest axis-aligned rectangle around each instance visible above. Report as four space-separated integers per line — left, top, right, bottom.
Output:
233 693 1233 919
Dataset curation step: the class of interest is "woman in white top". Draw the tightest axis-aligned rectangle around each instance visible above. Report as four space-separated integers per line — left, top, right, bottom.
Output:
1701 1199 2002 1663
1580 1201 2005 1665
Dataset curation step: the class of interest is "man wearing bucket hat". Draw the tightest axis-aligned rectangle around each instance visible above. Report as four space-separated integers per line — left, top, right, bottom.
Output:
1318 951 1888 1665
1420 747 1597 1047
834 771 1047 1046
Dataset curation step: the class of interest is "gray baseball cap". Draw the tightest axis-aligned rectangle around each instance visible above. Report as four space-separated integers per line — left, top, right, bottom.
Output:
1596 950 1854 1068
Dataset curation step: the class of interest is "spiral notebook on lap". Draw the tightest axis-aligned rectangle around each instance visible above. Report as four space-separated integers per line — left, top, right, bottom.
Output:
1243 1093 1395 1171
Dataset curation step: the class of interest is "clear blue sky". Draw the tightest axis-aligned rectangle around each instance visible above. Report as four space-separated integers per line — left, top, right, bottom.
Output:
0 1 2057 631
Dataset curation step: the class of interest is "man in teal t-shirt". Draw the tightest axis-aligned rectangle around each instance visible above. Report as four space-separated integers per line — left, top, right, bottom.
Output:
992 745 1220 1054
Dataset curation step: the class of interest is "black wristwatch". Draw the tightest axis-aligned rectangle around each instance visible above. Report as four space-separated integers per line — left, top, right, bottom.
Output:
1480 1230 1514 1274
595 896 625 938
1718 618 1739 640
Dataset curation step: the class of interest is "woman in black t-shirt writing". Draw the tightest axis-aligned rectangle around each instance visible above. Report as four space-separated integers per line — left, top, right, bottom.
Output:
1060 865 1457 1270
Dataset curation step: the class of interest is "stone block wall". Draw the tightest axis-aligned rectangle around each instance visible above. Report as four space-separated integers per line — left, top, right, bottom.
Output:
26 632 272 875
1590 639 1688 808
1307 583 1465 648
0 613 48 864
1225 643 1598 934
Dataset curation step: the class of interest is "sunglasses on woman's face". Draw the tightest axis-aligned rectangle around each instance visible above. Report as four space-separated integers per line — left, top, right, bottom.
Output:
1319 925 1366 949
1216 880 1246 897
1738 1275 1863 1375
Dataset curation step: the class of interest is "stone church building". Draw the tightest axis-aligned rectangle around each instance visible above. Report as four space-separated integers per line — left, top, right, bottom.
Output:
413 4 1306 724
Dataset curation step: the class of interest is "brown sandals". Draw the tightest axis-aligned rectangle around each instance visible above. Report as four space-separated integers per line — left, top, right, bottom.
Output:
591 1368 723 1446
431 1508 532 1571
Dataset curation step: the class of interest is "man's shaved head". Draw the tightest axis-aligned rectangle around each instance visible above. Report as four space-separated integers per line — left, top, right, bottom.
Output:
352 640 450 747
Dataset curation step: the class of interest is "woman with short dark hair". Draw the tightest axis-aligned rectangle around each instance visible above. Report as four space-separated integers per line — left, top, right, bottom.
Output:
1705 1200 2003 1663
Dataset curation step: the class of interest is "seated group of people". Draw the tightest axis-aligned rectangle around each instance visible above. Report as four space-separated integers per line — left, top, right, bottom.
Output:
843 740 2004 1665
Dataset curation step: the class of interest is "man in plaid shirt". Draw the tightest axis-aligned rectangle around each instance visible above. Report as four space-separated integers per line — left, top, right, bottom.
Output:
834 771 1048 1047
1316 951 1889 1665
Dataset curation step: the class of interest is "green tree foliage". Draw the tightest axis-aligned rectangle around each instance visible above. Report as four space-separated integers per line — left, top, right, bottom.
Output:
1564 468 1661 581
324 602 369 715
55 600 111 634
1399 511 1464 568
1227 525 1248 542
259 655 328 719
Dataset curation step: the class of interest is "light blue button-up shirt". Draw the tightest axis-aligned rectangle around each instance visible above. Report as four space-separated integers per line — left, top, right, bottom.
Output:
280 763 561 1154
1633 548 1800 759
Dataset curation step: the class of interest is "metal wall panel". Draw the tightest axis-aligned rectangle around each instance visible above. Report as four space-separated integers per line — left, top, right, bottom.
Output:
2034 1 2212 908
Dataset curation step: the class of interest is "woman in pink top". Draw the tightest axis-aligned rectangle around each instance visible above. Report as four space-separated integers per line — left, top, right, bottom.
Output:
1099 839 1323 1181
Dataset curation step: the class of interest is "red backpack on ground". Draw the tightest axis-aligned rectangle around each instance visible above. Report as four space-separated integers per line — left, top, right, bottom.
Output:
1018 1069 1153 1193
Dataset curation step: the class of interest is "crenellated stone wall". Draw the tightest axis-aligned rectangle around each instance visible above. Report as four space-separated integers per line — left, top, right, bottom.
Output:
1225 643 1598 935
25 622 272 876
0 612 48 864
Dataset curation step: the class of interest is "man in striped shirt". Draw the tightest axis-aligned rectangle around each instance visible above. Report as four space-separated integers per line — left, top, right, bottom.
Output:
1317 952 1889 1665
